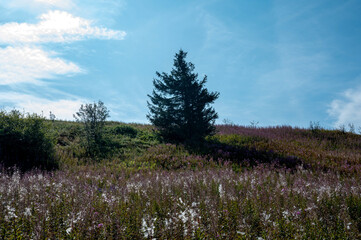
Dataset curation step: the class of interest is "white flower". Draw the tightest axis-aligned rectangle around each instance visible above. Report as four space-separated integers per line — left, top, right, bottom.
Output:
218 184 224 198
347 222 352 230
24 207 31 217
282 210 289 217
141 217 155 238
66 227 72 234
5 205 17 220
262 212 271 222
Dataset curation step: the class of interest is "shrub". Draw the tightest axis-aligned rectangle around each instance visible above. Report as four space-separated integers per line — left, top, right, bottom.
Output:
138 144 208 170
346 195 361 232
112 125 138 138
0 110 57 171
309 121 322 133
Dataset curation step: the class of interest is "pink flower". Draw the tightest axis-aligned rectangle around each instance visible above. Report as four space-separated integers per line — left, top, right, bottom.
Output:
97 223 103 228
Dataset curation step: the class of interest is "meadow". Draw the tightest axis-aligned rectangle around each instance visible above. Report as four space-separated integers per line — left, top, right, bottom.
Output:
1 120 361 239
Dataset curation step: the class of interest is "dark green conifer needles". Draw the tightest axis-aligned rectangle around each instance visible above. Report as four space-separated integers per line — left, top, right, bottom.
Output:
147 50 219 144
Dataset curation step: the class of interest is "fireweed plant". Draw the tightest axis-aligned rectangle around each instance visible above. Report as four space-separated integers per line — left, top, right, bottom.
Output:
1 123 361 239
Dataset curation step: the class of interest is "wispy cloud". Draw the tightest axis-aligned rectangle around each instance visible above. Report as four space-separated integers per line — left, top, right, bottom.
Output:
0 92 86 120
33 0 74 8
1 0 74 11
0 10 126 44
0 46 81 85
328 84 361 127
0 0 126 116
0 9 125 85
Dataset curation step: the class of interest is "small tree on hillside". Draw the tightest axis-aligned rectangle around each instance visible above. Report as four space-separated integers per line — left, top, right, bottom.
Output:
74 100 110 158
147 50 219 144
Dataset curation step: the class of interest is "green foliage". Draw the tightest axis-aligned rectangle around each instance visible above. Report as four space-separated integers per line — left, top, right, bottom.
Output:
0 110 57 171
52 121 161 169
74 101 110 159
209 134 266 147
137 144 209 170
346 195 361 232
309 121 322 133
316 194 345 236
112 125 138 138
147 49 219 145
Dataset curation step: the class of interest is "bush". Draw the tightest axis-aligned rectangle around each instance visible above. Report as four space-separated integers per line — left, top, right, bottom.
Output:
112 125 138 138
0 110 57 171
138 144 209 170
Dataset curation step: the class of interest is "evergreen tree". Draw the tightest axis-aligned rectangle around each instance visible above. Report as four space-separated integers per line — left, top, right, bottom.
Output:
147 50 219 144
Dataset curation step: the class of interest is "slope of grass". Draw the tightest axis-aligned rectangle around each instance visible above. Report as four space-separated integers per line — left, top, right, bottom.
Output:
1 121 361 238
215 125 361 175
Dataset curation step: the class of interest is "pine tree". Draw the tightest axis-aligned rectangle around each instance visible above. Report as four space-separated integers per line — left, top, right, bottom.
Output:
147 50 219 144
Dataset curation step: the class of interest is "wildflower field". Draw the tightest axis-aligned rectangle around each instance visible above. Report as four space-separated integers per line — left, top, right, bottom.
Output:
1 122 361 239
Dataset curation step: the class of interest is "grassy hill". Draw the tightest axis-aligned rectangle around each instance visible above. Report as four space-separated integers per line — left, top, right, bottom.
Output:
1 121 361 239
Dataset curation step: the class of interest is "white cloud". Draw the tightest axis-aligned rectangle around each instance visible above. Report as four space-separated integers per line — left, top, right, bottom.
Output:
328 86 361 127
0 10 126 44
0 92 86 120
0 4 126 120
0 46 81 85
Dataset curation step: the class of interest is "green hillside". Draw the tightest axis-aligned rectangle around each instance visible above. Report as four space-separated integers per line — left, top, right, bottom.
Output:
1 119 361 239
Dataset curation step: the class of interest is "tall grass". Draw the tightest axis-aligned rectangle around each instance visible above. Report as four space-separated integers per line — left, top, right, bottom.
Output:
2 122 361 238
1 165 361 239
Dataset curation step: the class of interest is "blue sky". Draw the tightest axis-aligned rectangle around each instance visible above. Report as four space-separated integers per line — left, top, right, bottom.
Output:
1 0 361 128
